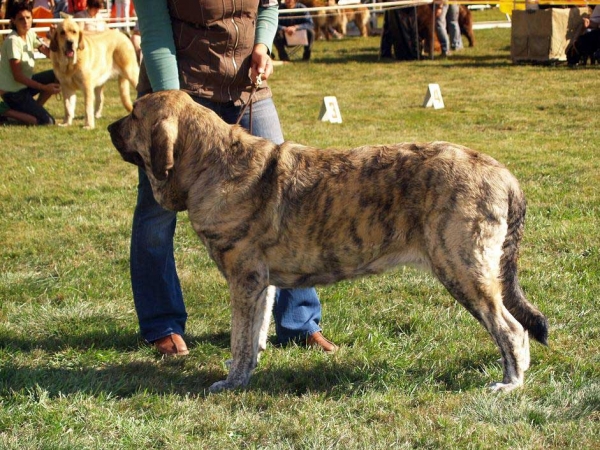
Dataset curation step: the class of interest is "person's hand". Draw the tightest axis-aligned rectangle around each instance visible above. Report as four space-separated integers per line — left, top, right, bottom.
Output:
285 25 297 36
38 43 50 57
250 44 273 83
44 83 61 95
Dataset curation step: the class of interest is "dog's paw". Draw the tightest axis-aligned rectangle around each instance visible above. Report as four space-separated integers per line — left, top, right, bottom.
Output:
58 123 71 127
208 379 236 393
488 381 522 393
83 125 95 130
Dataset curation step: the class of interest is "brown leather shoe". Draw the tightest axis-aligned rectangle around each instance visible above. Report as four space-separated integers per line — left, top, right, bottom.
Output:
153 334 189 357
306 331 338 353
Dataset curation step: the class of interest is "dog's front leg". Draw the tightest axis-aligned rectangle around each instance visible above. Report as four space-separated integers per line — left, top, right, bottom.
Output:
209 272 274 393
60 89 77 127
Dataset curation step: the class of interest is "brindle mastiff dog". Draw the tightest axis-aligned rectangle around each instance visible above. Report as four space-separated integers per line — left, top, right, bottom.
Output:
108 90 548 393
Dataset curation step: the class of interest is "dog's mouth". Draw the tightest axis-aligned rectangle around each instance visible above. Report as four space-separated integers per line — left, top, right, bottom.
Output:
64 41 75 58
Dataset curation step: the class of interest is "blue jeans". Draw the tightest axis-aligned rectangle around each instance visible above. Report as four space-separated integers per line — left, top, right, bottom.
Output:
435 5 450 54
1 70 56 125
446 5 463 51
130 96 322 344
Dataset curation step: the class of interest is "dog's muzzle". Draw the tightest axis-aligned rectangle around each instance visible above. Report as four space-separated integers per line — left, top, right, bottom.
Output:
108 119 145 169
65 40 75 58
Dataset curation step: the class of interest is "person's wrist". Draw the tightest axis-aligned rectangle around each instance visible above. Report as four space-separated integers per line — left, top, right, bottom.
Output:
253 43 269 56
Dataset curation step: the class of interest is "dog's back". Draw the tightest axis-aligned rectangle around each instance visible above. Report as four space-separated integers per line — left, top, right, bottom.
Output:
266 142 514 283
80 30 139 87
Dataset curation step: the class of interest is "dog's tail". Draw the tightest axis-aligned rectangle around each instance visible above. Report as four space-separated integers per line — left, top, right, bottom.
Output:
500 180 549 346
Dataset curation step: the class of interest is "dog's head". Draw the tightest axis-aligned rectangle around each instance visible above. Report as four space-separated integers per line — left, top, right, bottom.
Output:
108 90 232 212
50 17 85 61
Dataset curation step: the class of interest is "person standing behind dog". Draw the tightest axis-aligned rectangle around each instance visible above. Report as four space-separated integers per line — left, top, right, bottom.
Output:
0 1 60 125
132 0 337 356
274 0 315 61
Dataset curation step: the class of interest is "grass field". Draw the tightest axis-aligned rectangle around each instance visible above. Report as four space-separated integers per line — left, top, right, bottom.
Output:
1 11 599 449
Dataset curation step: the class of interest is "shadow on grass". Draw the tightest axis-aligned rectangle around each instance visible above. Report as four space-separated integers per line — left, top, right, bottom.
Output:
312 49 513 68
0 337 501 400
0 325 231 354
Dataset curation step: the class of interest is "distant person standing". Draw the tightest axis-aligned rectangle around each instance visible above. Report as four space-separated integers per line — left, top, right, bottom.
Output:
33 0 55 11
435 1 463 57
273 0 314 61
74 0 107 32
113 0 131 32
67 0 86 14
53 0 68 18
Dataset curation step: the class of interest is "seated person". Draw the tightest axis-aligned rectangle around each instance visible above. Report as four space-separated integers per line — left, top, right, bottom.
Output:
0 95 37 125
583 5 600 30
0 1 61 125
274 0 315 61
74 0 107 32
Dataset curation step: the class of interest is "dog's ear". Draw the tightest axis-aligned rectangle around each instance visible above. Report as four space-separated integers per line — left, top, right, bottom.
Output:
78 29 85 51
150 119 177 181
49 28 59 52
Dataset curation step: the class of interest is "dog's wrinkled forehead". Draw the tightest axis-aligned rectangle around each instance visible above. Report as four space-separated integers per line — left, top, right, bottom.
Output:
60 20 79 38
132 95 169 121
133 91 191 120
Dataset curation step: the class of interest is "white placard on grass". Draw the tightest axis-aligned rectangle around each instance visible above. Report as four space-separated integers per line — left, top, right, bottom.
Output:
318 96 342 123
423 83 445 109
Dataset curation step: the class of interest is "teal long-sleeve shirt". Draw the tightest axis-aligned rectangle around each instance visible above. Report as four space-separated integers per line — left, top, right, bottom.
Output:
136 0 279 92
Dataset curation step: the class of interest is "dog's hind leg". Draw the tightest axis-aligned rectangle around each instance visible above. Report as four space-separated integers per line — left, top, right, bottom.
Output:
427 211 530 392
209 263 272 393
83 83 95 129
433 261 530 392
94 85 104 119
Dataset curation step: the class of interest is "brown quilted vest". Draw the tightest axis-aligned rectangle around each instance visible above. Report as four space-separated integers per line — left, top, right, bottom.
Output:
139 0 272 105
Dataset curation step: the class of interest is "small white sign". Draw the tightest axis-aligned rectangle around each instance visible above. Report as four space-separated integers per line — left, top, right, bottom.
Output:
319 96 342 123
423 84 445 109
285 29 309 47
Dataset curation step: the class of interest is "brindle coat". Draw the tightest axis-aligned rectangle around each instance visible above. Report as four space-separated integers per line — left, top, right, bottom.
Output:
108 91 548 393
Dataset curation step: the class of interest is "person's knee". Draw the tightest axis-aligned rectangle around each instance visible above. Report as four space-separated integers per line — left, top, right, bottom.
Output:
39 114 55 125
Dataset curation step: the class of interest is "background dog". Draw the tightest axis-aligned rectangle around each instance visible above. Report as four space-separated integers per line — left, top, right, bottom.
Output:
567 29 600 66
109 91 548 394
50 17 139 129
309 0 370 40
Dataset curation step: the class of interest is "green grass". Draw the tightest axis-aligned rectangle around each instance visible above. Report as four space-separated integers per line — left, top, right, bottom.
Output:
1 14 599 449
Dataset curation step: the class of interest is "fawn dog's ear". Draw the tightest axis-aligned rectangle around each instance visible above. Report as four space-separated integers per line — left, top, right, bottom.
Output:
49 26 59 52
77 27 85 50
